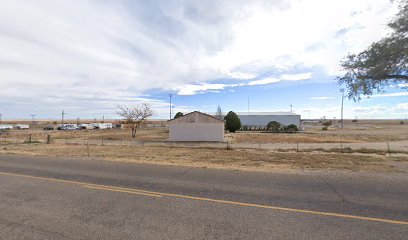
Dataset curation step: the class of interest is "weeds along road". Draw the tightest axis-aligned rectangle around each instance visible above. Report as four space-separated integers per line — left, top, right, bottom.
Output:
0 154 407 239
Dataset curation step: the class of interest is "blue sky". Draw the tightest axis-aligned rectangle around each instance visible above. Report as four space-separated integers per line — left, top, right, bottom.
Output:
0 0 407 120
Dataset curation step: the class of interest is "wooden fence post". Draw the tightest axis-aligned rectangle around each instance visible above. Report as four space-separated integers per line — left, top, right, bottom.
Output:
386 141 391 157
86 141 90 157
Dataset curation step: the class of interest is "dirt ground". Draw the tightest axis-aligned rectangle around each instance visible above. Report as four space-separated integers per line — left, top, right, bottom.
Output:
0 119 407 173
0 143 406 173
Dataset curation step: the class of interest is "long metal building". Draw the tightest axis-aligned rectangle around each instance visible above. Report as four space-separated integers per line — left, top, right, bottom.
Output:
236 112 301 127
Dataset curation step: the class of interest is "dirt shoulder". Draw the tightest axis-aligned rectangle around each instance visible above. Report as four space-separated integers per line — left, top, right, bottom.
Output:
0 143 406 174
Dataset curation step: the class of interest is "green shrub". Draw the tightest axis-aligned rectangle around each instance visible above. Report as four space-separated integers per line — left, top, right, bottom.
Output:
282 124 299 133
174 112 183 119
322 126 328 131
224 111 241 133
322 120 333 127
400 121 404 124
266 121 281 133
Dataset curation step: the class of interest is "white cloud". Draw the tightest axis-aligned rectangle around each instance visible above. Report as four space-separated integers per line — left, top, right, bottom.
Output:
310 96 334 100
223 70 257 80
281 72 312 81
371 92 408 98
176 83 236 95
293 103 408 120
247 77 280 86
0 0 400 118
178 72 312 93
395 103 408 111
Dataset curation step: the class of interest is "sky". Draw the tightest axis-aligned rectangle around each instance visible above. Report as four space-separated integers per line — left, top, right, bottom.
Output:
0 0 407 120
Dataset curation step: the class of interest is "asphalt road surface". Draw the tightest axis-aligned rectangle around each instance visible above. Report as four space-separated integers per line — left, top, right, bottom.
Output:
0 154 407 239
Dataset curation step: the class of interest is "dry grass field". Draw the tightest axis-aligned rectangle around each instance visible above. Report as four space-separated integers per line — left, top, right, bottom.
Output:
0 119 407 173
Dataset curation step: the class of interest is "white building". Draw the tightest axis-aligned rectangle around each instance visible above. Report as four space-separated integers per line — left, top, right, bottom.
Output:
169 111 225 142
237 112 301 127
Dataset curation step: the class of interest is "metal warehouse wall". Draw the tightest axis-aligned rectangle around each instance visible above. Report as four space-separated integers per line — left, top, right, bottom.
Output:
169 122 225 142
238 115 301 127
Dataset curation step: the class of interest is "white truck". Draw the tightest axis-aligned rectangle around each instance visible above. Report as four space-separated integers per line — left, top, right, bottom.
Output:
90 123 113 129
78 124 94 130
57 124 79 130
15 124 29 129
97 123 113 129
0 124 13 130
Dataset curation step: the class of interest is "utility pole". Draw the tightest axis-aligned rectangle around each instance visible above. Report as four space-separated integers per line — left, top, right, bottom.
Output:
61 110 66 124
169 94 173 120
30 114 36 126
102 115 105 123
290 104 293 113
340 88 344 128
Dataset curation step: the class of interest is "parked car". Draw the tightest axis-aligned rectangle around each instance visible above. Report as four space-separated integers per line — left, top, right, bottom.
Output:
44 126 54 131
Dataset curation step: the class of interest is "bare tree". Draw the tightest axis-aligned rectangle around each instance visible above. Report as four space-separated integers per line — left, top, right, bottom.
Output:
117 103 153 138
215 105 222 119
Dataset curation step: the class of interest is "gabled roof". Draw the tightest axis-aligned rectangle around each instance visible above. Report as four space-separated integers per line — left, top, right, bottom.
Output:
168 111 224 123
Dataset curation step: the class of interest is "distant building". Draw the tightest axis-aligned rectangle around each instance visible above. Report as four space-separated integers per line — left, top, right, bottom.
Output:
168 111 225 142
236 112 301 128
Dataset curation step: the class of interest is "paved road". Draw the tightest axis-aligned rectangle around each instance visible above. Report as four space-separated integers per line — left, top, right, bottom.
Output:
0 154 407 239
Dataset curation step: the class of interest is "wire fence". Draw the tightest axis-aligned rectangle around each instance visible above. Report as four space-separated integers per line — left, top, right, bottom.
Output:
0 133 407 157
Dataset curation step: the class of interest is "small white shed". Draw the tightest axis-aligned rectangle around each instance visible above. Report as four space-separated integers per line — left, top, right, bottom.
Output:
169 111 225 142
